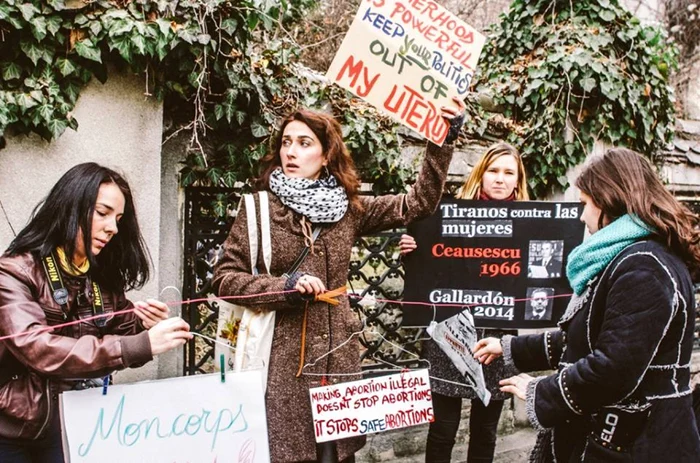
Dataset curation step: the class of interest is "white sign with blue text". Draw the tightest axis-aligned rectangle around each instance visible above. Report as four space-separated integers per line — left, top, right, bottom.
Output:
60 370 269 463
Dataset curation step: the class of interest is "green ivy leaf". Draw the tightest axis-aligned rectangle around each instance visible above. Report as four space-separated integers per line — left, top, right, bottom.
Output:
2 62 22 81
45 15 62 36
74 14 89 26
31 15 47 41
214 104 224 121
250 119 269 138
0 3 12 21
18 3 39 22
63 81 82 104
55 57 76 77
580 77 596 93
110 34 132 61
221 18 238 35
207 167 223 184
235 111 247 126
0 4 23 29
75 38 102 62
221 171 237 188
177 27 195 44
599 9 616 22
16 93 39 112
131 33 146 55
20 40 43 65
37 103 54 122
180 167 197 187
156 18 171 36
89 20 103 36
109 19 134 37
155 36 169 60
247 13 260 31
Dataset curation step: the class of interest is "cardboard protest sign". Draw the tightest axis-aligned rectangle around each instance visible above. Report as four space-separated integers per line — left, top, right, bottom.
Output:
403 200 585 328
310 369 433 443
326 0 485 145
60 371 270 463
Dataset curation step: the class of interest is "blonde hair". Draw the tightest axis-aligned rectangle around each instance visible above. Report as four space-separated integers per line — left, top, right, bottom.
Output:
455 142 529 200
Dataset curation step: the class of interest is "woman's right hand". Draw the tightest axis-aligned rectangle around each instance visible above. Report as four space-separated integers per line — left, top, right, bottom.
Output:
148 317 193 356
473 337 503 365
398 234 417 256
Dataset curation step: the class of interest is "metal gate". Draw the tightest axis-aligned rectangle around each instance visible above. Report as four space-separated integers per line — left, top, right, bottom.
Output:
182 187 700 376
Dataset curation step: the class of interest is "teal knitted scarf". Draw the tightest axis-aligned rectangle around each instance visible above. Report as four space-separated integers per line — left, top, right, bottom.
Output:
566 214 653 295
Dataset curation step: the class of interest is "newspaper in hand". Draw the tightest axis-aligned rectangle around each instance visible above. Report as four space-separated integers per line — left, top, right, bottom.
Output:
427 310 491 406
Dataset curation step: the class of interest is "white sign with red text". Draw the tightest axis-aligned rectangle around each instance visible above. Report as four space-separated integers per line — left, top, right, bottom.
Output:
326 0 485 145
309 369 433 443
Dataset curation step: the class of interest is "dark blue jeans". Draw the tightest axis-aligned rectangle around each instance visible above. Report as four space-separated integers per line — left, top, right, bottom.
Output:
0 413 64 463
426 392 505 463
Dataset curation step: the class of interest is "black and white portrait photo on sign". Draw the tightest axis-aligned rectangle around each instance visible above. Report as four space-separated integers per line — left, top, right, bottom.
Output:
527 240 564 278
524 287 554 321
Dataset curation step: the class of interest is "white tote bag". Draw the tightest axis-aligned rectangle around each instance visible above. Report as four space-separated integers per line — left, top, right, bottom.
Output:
214 192 275 390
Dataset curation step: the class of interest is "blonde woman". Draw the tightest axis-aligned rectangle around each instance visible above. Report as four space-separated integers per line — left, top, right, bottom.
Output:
400 143 528 463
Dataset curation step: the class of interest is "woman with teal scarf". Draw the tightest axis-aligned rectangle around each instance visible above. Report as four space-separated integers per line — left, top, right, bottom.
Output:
474 148 700 462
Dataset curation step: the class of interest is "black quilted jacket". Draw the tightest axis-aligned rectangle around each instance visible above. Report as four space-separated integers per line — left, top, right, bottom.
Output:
509 240 700 462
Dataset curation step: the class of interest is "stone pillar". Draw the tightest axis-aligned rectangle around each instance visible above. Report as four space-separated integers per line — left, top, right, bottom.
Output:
685 53 700 120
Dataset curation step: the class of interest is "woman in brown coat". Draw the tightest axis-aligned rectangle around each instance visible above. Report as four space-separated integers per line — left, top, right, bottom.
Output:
213 102 464 463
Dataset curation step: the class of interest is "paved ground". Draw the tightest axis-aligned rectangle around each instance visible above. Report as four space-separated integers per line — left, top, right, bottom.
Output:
356 427 537 462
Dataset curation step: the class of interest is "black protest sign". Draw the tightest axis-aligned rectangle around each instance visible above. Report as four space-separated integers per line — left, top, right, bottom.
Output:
402 200 585 328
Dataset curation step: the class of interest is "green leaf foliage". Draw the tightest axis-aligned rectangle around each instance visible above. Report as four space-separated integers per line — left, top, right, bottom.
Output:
473 0 678 198
0 0 413 217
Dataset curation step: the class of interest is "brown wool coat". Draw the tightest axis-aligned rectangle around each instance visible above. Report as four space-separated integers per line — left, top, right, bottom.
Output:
212 142 453 462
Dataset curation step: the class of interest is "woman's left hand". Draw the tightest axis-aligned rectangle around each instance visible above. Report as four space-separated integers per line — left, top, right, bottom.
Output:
295 274 326 297
440 96 467 120
499 373 534 401
441 96 467 144
134 299 170 329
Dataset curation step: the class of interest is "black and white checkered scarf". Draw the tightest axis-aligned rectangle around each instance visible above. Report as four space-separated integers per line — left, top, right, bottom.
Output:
269 167 348 223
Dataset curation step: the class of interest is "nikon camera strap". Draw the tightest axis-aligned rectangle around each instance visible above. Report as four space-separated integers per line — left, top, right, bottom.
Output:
41 252 106 328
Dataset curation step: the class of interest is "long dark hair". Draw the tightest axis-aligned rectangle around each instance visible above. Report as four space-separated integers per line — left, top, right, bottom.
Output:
6 163 150 291
254 109 362 211
576 148 700 279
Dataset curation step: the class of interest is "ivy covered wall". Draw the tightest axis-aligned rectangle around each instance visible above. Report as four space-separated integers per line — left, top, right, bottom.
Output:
0 0 680 208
